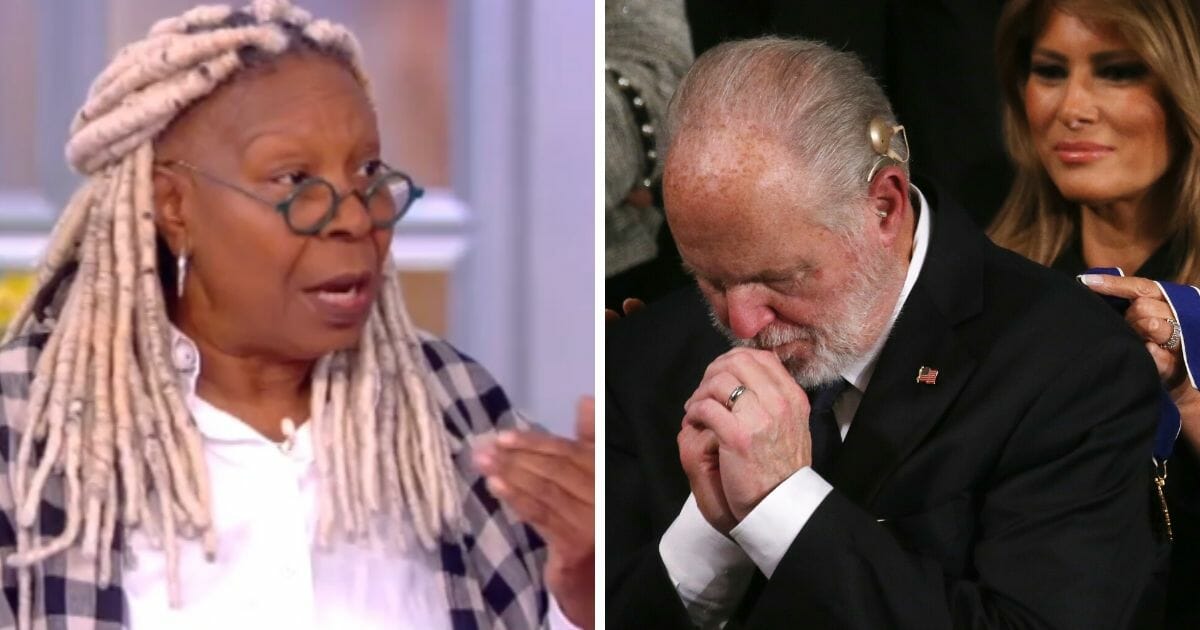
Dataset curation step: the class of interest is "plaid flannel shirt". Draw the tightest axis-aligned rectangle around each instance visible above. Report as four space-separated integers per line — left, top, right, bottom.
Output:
0 311 549 629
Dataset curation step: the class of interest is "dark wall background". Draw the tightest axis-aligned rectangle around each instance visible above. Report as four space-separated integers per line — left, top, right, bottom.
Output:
686 0 1012 227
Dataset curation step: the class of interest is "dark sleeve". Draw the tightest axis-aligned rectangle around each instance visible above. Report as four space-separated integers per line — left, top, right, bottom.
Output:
605 388 697 629
746 337 1160 629
1167 442 1200 626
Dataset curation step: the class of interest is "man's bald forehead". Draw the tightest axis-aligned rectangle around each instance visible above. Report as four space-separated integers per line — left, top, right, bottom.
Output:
665 121 821 206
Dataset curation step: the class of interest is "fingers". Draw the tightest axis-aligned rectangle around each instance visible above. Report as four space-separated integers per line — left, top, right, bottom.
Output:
1146 341 1187 388
677 424 738 534
476 428 594 502
685 371 745 413
1079 274 1164 300
685 347 807 445
1124 297 1180 361
711 348 807 419
1130 316 1176 347
1146 342 1175 383
486 472 592 547
513 429 591 465
482 446 593 504
677 422 721 485
494 429 565 455
696 348 800 415
678 421 718 450
474 443 594 546
605 298 647 322
733 346 800 383
1126 295 1174 322
708 347 796 394
683 397 741 447
677 421 720 469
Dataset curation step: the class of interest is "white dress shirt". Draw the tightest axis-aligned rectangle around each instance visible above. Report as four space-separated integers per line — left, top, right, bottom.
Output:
659 186 933 628
125 329 579 629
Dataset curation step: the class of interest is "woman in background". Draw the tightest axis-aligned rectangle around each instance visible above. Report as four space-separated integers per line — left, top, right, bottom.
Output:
989 0 1200 625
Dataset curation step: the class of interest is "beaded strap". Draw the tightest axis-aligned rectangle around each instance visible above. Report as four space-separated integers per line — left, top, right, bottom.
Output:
606 65 659 188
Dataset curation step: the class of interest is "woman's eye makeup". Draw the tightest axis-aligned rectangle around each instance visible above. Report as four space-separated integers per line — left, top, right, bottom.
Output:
1096 61 1149 81
1028 56 1150 83
1029 61 1067 80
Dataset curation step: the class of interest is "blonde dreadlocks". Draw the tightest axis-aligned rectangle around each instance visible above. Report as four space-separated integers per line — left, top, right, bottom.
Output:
1 0 459 621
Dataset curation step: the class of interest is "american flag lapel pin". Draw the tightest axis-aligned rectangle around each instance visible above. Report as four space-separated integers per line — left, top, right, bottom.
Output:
916 366 939 385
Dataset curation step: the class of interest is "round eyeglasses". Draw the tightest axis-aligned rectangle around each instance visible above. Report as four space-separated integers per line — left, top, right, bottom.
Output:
158 160 424 236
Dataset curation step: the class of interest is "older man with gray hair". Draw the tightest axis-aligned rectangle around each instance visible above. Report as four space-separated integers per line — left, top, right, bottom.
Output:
606 37 1164 628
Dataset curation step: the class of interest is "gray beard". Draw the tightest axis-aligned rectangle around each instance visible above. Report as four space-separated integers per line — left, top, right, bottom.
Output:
707 243 902 389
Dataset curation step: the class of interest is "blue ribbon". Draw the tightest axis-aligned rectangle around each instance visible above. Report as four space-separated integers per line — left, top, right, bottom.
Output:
1083 267 1185 465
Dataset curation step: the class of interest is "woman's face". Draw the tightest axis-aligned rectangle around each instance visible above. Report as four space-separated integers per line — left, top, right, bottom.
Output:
1023 9 1173 208
155 52 393 361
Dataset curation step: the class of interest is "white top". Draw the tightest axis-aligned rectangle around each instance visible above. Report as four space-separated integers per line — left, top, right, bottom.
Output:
658 186 934 628
125 329 578 629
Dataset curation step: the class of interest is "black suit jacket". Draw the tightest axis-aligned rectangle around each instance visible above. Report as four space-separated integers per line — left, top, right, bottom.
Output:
606 187 1162 628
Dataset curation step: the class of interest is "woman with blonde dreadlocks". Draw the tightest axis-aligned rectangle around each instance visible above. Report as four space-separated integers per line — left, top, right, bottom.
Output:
0 1 595 628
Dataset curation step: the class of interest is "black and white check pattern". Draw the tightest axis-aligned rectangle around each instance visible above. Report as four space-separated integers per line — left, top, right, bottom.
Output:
0 317 549 629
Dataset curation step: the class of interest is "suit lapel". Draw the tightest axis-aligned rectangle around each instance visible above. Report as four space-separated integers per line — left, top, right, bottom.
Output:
830 183 985 507
830 285 977 506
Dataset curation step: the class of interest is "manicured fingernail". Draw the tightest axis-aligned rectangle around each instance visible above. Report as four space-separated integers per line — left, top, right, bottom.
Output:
1077 274 1105 286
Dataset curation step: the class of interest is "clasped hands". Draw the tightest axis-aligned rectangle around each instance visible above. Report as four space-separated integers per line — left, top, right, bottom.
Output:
680 347 816 534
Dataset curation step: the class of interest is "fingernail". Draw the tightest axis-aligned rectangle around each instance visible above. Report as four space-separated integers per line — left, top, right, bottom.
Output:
497 431 517 446
1150 319 1160 330
1077 274 1105 286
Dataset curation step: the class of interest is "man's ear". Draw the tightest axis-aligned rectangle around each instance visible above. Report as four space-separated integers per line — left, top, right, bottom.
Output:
152 166 190 256
866 164 910 244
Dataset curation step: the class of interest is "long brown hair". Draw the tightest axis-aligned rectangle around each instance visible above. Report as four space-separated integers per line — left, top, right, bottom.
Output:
988 0 1200 283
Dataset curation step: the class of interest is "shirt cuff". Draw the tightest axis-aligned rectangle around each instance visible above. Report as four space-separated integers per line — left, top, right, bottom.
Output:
730 467 832 578
659 494 756 627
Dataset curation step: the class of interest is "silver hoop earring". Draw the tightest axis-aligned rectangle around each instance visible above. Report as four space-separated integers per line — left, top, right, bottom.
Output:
176 249 189 299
